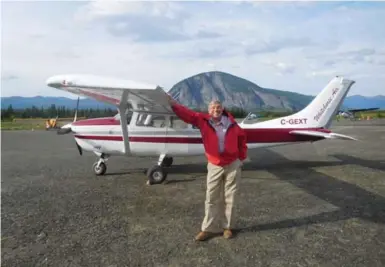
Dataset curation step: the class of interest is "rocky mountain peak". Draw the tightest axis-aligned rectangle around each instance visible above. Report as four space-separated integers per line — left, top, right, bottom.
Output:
167 71 313 112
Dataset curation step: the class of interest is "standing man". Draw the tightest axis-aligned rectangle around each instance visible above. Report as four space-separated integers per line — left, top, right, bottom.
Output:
168 95 248 241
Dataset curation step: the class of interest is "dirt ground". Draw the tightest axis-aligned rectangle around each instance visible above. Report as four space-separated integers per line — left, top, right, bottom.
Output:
2 120 385 267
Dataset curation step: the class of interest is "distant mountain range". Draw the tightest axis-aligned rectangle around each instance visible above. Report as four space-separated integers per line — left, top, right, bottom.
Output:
1 96 115 110
2 71 384 111
342 94 385 109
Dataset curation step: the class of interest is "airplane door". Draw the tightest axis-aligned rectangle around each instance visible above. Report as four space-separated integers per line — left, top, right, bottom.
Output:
165 115 193 156
151 114 167 153
105 109 132 155
133 113 167 155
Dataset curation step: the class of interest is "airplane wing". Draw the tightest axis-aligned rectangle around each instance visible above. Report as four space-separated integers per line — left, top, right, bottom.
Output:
46 74 174 114
289 130 358 141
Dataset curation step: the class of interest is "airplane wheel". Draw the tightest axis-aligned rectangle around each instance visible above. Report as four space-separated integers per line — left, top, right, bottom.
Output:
93 162 107 175
162 156 173 167
147 166 167 185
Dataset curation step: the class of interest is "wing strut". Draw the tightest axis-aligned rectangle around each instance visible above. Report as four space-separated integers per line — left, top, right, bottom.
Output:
119 91 130 155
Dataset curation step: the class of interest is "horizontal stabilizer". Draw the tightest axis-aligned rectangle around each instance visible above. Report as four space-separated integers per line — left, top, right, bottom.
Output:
289 130 358 141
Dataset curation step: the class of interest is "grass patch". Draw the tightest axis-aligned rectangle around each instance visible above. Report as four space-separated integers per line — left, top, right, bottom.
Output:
1 118 77 131
1 121 46 131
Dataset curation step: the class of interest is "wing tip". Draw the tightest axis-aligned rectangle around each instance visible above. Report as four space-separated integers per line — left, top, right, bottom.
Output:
46 74 160 90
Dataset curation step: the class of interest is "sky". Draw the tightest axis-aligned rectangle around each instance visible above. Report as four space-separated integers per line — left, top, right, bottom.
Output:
2 0 385 99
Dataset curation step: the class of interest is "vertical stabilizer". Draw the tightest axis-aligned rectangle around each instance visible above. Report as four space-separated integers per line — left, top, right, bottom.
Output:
294 76 355 128
242 76 356 129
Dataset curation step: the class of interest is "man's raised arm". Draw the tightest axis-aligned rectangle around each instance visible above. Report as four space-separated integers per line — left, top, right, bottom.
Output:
167 94 201 127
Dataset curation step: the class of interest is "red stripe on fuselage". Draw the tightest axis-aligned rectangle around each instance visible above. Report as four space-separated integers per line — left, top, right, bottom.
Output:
74 128 329 143
74 135 202 143
129 136 203 143
75 135 123 141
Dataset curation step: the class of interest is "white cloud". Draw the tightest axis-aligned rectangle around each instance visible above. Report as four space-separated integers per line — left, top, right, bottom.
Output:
76 1 184 21
2 1 385 99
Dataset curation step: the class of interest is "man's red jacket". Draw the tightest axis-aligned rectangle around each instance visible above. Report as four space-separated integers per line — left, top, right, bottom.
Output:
171 102 248 166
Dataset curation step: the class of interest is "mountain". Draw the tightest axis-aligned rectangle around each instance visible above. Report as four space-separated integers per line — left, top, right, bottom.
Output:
1 71 384 111
168 71 314 112
168 71 385 111
342 95 385 109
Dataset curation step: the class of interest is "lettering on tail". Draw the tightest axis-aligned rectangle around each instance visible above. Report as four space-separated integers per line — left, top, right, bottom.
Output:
314 87 339 121
281 118 308 125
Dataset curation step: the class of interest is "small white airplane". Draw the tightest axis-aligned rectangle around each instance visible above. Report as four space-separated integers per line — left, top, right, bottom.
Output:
46 74 357 185
337 107 379 120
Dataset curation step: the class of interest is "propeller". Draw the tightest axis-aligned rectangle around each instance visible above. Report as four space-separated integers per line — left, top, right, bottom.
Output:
57 97 79 135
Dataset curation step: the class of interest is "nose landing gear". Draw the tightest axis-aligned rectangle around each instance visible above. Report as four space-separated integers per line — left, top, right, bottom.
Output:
93 153 109 176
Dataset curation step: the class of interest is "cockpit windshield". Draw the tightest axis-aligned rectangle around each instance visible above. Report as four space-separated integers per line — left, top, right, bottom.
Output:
114 110 133 124
241 112 260 124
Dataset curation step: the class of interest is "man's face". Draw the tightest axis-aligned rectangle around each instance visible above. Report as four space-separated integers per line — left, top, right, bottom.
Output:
208 102 223 119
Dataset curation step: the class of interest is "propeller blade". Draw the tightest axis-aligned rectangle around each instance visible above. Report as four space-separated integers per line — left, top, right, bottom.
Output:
57 97 79 135
76 141 83 155
57 122 73 135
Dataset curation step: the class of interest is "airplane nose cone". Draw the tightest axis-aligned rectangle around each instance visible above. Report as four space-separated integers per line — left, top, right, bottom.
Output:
57 122 73 135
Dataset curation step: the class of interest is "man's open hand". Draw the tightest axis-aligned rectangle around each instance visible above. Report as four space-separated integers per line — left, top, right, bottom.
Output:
166 93 176 105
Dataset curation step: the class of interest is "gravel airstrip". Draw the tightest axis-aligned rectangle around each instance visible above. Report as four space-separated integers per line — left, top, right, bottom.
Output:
2 119 385 267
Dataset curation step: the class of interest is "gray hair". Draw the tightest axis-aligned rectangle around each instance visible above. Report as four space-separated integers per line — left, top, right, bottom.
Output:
209 100 222 106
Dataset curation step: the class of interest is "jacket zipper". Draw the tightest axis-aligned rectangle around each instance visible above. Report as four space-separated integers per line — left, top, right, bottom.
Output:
205 119 236 154
225 122 236 138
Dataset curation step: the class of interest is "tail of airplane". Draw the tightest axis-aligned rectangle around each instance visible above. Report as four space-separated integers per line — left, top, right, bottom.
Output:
294 76 355 128
242 76 356 129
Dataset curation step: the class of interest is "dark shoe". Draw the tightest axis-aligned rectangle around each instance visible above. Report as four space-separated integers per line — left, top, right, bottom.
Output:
195 231 214 241
223 229 233 239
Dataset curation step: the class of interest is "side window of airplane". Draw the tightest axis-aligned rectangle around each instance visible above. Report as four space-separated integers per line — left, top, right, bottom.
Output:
126 115 132 125
169 116 191 129
126 110 133 124
152 115 167 128
136 114 167 128
114 111 132 125
135 114 198 129
136 113 149 126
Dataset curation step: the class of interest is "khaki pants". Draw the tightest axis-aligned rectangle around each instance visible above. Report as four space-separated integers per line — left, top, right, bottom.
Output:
201 159 242 232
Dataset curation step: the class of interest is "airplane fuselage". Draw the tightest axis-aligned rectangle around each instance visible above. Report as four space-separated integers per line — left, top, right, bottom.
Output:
71 116 328 157
46 74 356 183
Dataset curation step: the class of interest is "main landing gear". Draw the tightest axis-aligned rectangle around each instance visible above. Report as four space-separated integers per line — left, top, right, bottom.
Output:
92 153 109 176
91 152 173 185
146 154 173 185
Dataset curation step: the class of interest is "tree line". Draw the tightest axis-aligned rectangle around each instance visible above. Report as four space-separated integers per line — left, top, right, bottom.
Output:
1 104 117 121
1 104 294 122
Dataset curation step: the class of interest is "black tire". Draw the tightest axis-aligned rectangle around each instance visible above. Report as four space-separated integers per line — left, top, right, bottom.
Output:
162 156 173 167
93 162 107 175
147 165 167 185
